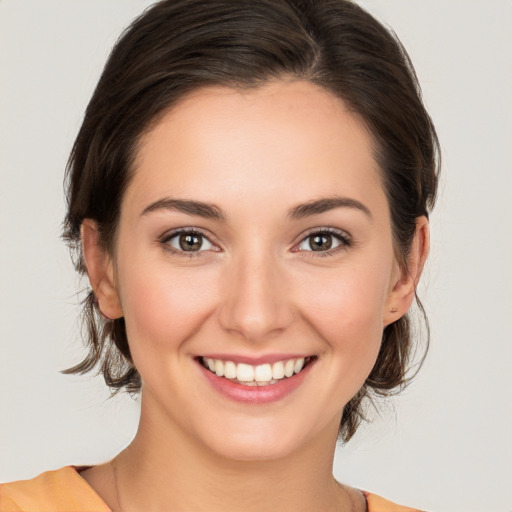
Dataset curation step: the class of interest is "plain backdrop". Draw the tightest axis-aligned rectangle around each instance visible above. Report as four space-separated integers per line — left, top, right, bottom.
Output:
1 1 511 511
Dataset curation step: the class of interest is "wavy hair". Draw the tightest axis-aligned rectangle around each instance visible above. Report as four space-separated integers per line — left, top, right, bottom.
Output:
63 0 439 442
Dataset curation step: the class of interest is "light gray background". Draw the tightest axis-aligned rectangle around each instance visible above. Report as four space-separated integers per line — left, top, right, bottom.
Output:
1 1 511 511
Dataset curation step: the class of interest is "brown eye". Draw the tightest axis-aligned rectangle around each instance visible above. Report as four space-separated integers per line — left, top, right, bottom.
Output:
296 230 350 253
179 233 202 251
309 234 333 251
165 231 214 252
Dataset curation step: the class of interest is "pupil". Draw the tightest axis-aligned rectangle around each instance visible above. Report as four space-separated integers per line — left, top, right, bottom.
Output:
310 234 332 251
179 233 202 251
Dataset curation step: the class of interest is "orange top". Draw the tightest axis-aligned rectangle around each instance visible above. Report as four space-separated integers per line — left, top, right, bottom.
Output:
0 467 423 511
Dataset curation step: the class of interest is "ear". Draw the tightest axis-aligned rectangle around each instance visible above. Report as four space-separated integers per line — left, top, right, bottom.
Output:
383 216 430 326
81 219 123 320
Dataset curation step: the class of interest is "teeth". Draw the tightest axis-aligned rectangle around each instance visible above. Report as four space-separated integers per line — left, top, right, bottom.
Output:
254 364 272 382
224 360 237 379
272 361 285 380
236 363 255 382
284 359 295 378
294 357 305 374
214 359 224 377
202 356 312 385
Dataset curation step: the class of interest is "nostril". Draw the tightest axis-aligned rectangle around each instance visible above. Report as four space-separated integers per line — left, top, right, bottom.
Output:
216 266 294 341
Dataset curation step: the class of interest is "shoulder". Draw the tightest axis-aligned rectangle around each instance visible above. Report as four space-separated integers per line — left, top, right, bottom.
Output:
364 491 426 512
0 467 110 512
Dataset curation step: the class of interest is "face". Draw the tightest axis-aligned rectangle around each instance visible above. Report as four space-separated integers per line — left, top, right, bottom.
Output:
100 81 407 460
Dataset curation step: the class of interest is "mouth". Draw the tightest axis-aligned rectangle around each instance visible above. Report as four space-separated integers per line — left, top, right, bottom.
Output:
199 355 317 387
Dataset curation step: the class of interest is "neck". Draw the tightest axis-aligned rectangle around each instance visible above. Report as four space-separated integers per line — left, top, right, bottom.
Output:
113 393 350 512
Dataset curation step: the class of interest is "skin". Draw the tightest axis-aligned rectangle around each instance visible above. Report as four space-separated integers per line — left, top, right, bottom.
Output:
80 80 429 512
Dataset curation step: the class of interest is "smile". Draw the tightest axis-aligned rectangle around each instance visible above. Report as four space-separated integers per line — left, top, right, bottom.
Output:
200 356 315 386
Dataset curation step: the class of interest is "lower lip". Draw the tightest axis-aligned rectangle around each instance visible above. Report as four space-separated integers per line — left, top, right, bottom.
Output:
198 360 314 404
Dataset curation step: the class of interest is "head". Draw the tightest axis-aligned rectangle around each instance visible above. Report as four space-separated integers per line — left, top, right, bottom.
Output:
63 0 439 445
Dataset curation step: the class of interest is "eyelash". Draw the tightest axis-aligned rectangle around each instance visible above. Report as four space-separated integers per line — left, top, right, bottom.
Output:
293 227 352 257
159 228 219 258
159 227 352 257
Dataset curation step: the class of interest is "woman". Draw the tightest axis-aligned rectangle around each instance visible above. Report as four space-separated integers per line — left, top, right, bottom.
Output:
0 0 439 510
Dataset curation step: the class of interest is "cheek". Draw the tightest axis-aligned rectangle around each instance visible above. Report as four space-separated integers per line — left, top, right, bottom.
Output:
296 262 391 372
117 261 219 358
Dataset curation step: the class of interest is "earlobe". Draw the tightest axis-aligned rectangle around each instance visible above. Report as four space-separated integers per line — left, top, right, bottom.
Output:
81 219 123 320
384 216 430 326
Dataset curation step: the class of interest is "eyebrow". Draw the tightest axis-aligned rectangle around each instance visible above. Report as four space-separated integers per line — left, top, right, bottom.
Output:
141 195 371 221
287 196 372 220
141 198 226 220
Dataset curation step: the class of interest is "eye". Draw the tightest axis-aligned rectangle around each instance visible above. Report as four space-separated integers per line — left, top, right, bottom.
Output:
163 230 215 253
296 229 350 253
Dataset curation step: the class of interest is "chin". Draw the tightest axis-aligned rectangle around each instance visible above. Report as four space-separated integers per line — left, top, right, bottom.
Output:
196 414 329 463
206 433 300 462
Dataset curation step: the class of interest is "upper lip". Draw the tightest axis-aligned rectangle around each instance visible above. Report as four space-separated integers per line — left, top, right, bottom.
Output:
197 353 315 365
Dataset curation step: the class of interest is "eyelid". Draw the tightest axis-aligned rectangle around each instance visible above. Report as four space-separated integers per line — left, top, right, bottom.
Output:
292 227 353 254
159 227 221 254
158 226 352 257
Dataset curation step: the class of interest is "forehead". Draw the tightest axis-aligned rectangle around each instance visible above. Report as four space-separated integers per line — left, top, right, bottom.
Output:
125 80 386 219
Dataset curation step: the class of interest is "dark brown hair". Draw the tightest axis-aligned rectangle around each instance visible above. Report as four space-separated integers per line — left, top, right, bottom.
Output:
63 0 439 442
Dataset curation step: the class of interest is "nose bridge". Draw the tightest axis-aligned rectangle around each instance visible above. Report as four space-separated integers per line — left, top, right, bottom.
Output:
218 244 292 341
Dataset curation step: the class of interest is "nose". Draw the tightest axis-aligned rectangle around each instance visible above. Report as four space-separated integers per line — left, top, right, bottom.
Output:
218 251 294 342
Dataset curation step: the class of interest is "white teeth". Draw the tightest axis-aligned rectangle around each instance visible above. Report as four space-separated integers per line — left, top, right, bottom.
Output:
202 356 313 384
214 359 224 377
224 360 237 379
236 363 255 382
272 361 285 380
254 364 272 382
284 359 295 378
294 357 305 374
